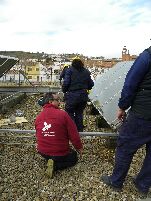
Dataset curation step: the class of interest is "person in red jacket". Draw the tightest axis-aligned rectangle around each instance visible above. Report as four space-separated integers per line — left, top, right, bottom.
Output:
35 92 83 178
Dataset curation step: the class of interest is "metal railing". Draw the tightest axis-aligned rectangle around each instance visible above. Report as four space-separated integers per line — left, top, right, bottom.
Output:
0 128 117 136
0 129 117 145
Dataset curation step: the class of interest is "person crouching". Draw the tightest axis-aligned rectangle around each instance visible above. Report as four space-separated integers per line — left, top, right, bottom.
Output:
35 92 83 178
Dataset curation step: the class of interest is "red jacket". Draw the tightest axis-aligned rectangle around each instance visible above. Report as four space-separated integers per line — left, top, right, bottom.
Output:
35 103 82 156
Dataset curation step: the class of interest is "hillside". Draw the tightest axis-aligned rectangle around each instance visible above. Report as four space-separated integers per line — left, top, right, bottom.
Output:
0 51 46 60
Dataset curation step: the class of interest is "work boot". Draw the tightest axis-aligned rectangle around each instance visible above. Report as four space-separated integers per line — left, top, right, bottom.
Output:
100 175 122 192
45 159 54 178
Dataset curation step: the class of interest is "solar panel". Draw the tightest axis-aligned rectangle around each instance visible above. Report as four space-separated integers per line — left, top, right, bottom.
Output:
89 61 134 129
0 58 7 65
0 55 19 78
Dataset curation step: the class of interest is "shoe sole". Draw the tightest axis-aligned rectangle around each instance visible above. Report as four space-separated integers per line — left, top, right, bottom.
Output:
45 159 54 178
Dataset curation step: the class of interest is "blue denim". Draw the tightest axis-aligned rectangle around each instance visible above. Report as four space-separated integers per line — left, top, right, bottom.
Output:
110 111 151 192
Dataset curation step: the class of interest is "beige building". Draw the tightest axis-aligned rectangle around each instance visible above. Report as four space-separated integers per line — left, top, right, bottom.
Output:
25 63 40 82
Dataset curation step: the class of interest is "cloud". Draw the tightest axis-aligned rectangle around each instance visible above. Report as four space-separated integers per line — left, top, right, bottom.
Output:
0 0 151 57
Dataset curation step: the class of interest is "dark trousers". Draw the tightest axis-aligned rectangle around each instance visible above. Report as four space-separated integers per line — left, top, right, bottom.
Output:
65 101 87 132
110 112 151 192
39 149 78 171
64 91 88 132
65 90 88 132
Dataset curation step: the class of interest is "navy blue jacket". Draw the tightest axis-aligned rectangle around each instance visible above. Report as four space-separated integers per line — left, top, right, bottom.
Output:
119 49 151 110
59 67 69 81
62 66 94 93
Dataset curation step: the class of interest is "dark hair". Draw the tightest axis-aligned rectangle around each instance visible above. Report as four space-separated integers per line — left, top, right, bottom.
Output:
43 92 55 104
37 92 57 106
72 59 84 70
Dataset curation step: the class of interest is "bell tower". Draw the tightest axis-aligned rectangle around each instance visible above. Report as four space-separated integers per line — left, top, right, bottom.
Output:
122 46 131 61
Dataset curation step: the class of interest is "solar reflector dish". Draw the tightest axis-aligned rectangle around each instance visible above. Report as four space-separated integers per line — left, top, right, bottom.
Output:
0 55 19 78
89 61 134 129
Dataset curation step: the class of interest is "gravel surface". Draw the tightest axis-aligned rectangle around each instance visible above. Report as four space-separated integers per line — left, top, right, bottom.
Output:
0 94 151 201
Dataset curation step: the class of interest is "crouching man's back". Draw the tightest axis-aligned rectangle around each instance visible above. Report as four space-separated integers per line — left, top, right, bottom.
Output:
35 92 83 178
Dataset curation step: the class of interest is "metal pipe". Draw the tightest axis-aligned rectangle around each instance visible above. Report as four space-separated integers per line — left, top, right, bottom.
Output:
0 142 35 146
0 128 117 137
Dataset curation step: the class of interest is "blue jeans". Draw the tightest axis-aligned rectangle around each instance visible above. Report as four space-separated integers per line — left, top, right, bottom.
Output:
110 111 151 192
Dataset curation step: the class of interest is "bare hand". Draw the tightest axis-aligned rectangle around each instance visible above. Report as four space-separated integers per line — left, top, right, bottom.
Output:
117 108 126 121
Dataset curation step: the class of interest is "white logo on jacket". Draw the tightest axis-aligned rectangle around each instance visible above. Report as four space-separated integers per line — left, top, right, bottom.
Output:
42 122 51 131
42 122 55 136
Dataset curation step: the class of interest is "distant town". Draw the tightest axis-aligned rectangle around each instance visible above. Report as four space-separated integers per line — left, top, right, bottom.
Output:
0 46 137 86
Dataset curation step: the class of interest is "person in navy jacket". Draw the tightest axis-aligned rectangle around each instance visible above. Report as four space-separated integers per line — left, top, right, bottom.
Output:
59 64 69 85
101 47 151 195
62 57 94 132
35 92 83 177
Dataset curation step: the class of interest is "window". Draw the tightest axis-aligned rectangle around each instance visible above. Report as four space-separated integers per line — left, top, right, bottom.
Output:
36 68 39 71
28 67 32 71
54 69 59 74
28 76 32 79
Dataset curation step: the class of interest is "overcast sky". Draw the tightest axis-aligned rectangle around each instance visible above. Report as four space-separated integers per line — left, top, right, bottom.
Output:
0 0 151 58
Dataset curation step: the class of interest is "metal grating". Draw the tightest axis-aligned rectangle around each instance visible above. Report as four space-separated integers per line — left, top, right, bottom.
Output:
89 61 134 129
0 55 19 78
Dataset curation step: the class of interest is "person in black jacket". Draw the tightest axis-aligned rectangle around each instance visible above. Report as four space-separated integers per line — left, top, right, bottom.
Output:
62 57 94 131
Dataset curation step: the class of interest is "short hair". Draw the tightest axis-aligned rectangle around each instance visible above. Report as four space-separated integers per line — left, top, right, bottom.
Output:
43 92 56 104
